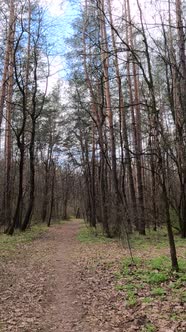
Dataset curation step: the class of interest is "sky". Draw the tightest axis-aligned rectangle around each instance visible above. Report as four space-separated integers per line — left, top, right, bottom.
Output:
39 0 176 92
40 0 80 92
41 0 67 17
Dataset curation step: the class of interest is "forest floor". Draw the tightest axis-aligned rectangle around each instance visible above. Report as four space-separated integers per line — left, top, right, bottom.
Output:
0 220 186 332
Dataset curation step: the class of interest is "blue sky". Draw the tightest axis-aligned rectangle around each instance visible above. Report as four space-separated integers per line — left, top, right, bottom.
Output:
43 0 80 52
40 0 80 90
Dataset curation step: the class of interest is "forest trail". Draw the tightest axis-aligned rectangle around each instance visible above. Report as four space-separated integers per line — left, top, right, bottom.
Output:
1 220 186 332
43 220 127 332
46 220 88 331
39 220 130 332
0 219 124 332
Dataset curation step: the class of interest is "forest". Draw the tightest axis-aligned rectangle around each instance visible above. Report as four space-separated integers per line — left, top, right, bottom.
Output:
0 0 186 331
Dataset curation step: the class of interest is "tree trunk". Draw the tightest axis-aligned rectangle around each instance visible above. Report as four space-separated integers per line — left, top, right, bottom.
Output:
0 0 15 129
21 120 35 231
99 0 120 232
126 0 145 234
108 0 137 231
48 163 55 227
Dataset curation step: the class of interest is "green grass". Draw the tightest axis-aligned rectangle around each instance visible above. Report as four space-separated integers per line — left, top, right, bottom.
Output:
142 323 156 332
129 228 168 249
177 258 186 271
126 289 137 307
115 283 135 292
0 217 72 254
142 297 153 303
170 312 180 321
180 291 186 303
115 254 186 309
0 321 4 331
120 257 169 284
151 287 166 296
53 219 68 225
127 225 186 250
77 225 114 244
147 272 169 284
0 224 48 255
147 256 170 270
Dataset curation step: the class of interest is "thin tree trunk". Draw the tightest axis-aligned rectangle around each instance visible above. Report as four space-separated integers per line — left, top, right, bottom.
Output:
99 0 121 232
4 11 15 227
6 145 24 235
42 163 49 223
134 0 178 266
108 0 136 231
21 118 35 231
0 0 15 129
175 0 186 237
82 0 110 232
161 155 179 271
48 163 55 227
126 0 145 234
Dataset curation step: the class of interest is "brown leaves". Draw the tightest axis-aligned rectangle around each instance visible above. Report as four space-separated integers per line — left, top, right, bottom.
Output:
73 240 186 331
0 221 186 332
0 233 54 332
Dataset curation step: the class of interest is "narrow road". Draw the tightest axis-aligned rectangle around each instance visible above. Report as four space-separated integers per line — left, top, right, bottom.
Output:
47 221 87 332
44 220 125 332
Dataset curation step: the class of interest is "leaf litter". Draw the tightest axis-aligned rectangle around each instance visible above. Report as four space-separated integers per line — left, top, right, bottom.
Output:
0 220 186 331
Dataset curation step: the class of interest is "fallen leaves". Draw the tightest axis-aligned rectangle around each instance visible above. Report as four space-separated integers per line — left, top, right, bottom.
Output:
0 221 186 331
0 233 55 332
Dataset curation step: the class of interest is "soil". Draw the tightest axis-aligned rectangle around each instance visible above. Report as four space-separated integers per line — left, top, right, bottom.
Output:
0 220 186 332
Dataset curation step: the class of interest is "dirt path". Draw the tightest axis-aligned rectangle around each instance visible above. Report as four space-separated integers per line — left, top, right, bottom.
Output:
47 221 88 332
46 220 126 332
1 219 120 332
1 220 186 332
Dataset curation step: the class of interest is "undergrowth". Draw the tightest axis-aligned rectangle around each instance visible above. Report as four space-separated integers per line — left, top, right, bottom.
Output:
115 255 186 312
128 227 186 250
0 224 48 256
77 225 114 244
